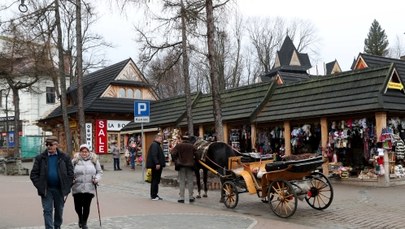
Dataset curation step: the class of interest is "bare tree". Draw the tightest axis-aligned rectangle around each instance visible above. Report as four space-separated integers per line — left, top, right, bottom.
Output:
180 0 194 136
246 17 285 74
55 0 73 154
147 52 185 98
75 0 86 144
119 0 208 136
205 0 228 142
246 17 319 77
1 0 112 153
228 12 243 87
0 25 51 157
390 35 405 58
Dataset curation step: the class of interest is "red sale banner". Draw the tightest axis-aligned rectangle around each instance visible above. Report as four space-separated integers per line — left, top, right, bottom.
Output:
95 119 107 154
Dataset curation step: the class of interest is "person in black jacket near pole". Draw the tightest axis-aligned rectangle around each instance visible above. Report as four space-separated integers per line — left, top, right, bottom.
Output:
146 133 165 200
30 136 74 229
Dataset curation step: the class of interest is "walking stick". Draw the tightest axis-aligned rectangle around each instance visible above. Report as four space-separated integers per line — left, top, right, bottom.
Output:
63 194 69 203
94 184 102 227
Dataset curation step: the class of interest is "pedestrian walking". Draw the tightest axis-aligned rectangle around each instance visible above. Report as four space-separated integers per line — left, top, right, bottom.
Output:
71 144 103 229
124 146 130 166
110 140 122 170
30 136 74 229
170 135 198 203
128 137 137 170
146 133 165 200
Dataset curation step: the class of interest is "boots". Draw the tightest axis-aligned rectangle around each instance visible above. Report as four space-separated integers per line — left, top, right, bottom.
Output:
82 224 88 229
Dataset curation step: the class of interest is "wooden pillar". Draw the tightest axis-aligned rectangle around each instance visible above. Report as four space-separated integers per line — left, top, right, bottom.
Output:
223 123 228 143
284 121 291 156
375 112 387 141
321 117 329 176
199 125 204 138
251 124 257 152
375 112 389 185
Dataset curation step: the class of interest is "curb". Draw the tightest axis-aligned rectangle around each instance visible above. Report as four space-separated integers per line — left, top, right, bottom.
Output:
161 175 222 190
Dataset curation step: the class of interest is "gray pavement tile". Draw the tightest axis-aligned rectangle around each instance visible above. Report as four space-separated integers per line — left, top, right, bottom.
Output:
14 213 256 229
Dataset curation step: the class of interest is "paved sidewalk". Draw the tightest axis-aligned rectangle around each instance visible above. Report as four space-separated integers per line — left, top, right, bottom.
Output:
1 162 309 229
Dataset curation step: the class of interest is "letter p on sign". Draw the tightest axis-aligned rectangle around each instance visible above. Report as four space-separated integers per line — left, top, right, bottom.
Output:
137 103 147 114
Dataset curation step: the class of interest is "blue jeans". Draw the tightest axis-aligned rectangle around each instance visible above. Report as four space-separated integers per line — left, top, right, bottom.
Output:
130 152 136 169
41 187 65 229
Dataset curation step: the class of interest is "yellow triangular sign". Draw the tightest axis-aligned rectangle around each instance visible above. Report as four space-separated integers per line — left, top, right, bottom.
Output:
386 69 404 92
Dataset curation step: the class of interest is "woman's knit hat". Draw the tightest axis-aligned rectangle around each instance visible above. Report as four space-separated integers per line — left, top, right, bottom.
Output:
80 144 90 151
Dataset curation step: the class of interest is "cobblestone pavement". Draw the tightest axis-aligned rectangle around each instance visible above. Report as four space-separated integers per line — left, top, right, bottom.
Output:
2 162 404 229
13 214 256 229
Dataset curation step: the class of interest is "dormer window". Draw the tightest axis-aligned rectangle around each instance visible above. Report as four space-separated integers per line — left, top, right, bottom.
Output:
134 89 142 99
118 88 125 98
126 89 134 98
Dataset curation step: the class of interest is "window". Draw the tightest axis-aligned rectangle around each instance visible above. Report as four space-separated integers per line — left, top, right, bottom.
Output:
134 89 142 99
118 88 126 98
46 87 56 104
126 89 133 98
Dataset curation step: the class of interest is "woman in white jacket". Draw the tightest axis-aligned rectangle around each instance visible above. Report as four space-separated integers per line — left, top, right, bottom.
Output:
72 144 103 229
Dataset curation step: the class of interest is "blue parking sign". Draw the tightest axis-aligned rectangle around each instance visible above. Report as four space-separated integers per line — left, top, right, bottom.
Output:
134 100 150 123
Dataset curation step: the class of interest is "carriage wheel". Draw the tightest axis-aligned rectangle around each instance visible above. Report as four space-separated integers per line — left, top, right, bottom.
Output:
305 172 334 210
222 181 239 209
268 179 297 218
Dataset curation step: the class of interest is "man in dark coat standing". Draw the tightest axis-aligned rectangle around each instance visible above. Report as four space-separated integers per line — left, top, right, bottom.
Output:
171 135 198 203
146 133 165 200
30 136 74 229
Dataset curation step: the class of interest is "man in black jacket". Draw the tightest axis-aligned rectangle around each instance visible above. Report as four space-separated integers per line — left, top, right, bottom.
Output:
146 133 165 200
30 136 74 229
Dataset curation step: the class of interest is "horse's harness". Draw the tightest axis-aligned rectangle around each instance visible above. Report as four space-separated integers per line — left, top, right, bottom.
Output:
194 139 228 175
194 139 212 161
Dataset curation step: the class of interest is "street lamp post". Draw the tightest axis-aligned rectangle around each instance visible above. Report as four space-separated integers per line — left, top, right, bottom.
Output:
18 0 28 13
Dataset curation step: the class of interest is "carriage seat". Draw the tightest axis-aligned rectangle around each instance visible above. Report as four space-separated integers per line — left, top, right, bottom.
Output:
240 152 273 163
265 156 324 172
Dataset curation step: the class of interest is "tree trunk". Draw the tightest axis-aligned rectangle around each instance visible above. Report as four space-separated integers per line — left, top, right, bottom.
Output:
55 0 72 155
76 0 86 144
205 0 223 142
181 0 194 136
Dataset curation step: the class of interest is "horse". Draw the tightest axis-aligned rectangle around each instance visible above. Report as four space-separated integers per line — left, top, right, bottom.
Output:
191 136 237 202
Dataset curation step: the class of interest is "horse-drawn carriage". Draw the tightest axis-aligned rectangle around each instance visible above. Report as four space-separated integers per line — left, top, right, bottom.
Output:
195 139 334 218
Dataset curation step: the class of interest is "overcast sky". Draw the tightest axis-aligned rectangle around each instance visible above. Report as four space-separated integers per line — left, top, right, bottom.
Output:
240 0 405 70
91 0 405 74
3 0 404 74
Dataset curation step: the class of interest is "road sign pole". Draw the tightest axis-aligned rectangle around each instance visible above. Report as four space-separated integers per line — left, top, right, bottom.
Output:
134 100 150 182
141 122 145 182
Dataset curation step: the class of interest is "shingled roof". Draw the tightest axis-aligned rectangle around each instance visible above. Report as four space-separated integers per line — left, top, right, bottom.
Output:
261 71 312 85
273 35 312 70
325 60 342 75
261 36 312 83
40 58 154 120
121 82 275 132
121 92 203 131
177 81 274 126
352 53 405 81
254 64 404 123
